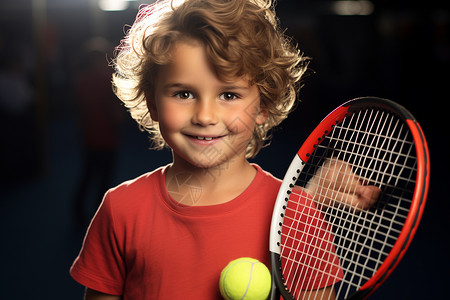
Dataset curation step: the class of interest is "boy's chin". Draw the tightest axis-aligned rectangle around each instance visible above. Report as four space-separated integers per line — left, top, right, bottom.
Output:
192 159 227 170
189 155 233 171
172 148 245 171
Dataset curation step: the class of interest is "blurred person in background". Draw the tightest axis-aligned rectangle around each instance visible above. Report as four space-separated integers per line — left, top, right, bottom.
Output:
73 37 123 226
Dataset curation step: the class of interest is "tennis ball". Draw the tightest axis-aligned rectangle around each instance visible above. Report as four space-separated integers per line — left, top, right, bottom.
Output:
219 257 271 300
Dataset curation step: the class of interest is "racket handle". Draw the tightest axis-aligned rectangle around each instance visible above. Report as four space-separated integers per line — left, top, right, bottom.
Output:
269 279 280 300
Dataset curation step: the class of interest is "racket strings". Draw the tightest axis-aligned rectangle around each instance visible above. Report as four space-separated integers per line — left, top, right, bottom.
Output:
282 207 402 259
280 108 417 299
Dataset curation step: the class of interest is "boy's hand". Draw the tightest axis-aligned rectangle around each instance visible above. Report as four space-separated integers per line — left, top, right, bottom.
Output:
305 158 381 212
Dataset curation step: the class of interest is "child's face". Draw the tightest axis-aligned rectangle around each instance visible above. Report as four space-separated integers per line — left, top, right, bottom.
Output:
149 40 268 169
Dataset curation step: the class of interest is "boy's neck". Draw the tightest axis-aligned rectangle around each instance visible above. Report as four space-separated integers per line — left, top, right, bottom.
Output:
165 158 257 206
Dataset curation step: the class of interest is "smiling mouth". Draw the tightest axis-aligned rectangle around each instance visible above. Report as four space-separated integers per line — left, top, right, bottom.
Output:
187 134 224 141
195 136 214 141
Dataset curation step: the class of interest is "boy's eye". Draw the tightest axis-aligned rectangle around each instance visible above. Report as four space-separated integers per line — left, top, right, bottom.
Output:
175 91 194 99
220 92 238 101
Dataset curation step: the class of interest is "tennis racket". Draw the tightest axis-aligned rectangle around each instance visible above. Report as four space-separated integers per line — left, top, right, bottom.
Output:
269 97 430 299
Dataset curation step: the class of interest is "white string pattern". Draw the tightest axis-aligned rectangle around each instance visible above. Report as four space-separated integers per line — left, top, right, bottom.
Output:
280 108 417 299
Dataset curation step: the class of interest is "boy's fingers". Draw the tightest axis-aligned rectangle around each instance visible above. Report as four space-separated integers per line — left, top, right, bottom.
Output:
356 185 381 208
312 185 377 212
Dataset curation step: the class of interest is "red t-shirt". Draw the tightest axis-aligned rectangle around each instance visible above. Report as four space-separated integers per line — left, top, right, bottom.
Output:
70 164 341 299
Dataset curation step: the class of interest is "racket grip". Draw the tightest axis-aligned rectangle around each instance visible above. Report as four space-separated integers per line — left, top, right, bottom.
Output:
269 278 280 300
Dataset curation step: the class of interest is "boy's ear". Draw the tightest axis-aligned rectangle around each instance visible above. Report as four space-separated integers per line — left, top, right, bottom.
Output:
146 96 159 122
256 106 269 126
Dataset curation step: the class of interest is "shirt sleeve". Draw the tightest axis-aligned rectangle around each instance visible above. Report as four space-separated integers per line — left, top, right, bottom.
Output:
70 192 125 295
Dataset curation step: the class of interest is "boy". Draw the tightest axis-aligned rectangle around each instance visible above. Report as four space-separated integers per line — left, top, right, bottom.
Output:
70 0 378 299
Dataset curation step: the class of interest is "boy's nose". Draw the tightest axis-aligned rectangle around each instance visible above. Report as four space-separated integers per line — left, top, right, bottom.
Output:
192 99 218 126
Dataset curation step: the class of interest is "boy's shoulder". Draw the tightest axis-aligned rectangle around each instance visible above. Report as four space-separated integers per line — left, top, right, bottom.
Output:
253 164 279 179
251 164 283 191
107 165 168 198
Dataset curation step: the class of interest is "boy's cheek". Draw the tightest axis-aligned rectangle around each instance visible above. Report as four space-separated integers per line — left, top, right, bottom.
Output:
159 107 189 130
226 106 265 133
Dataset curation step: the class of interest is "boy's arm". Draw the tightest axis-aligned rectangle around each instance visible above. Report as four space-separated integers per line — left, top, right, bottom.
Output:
84 288 122 300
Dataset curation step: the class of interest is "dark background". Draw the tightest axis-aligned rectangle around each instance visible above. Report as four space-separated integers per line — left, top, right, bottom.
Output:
0 0 447 299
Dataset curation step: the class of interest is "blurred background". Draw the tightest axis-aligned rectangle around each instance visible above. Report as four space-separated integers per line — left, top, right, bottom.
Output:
0 0 447 299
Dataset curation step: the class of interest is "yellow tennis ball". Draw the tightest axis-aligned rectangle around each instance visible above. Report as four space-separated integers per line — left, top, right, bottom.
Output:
219 257 271 300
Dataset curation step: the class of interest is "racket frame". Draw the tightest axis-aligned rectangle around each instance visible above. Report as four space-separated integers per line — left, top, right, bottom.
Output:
269 97 430 300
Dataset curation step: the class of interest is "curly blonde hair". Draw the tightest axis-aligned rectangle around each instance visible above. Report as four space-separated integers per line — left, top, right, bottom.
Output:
112 0 308 158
